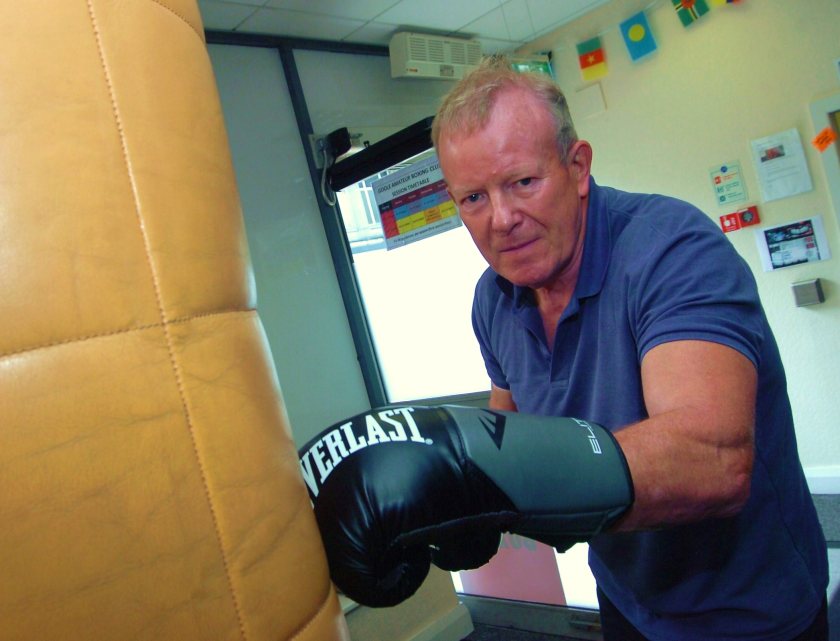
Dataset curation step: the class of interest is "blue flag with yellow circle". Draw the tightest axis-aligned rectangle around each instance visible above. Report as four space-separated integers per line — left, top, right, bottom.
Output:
620 11 657 62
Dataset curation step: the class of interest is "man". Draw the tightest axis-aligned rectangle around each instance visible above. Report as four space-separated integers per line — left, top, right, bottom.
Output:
432 55 828 641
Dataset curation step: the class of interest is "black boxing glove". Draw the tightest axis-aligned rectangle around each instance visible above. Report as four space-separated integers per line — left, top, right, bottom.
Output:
298 405 633 608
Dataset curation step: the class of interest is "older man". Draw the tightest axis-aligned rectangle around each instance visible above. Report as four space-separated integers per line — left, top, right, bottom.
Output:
432 56 828 641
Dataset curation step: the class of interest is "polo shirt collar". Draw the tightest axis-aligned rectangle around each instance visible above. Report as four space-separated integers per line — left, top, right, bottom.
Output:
575 176 610 301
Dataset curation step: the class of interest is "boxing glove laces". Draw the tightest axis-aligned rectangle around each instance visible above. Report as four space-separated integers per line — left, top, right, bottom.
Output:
298 405 633 607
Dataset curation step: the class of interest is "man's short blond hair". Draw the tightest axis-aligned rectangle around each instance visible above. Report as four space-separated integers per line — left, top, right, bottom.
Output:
431 54 578 162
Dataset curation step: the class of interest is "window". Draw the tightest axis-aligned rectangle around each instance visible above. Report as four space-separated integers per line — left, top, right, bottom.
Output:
338 172 388 253
336 152 490 402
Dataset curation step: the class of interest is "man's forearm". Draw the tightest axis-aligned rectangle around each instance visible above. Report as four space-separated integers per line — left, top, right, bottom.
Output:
612 408 753 531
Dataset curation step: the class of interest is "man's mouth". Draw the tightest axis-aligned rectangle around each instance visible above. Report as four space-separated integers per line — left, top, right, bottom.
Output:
499 238 537 253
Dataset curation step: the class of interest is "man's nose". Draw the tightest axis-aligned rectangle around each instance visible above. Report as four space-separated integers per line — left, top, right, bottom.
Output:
489 193 519 233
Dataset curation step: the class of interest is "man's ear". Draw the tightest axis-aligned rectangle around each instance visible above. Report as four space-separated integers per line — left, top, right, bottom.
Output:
568 141 593 197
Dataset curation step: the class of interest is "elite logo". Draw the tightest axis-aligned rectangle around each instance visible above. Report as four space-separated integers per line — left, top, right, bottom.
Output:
478 410 507 450
572 418 603 454
478 412 602 454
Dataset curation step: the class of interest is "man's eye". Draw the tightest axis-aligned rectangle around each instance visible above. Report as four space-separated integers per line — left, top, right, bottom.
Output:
518 177 533 186
465 193 481 203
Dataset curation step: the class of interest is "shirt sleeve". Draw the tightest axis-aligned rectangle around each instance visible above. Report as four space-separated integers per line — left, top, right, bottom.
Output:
628 208 765 367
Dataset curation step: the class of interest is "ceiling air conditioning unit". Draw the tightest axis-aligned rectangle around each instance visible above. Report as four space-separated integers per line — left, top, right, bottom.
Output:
389 32 482 80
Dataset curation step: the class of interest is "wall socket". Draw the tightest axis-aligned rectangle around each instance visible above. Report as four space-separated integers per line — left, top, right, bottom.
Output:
308 134 328 169
791 278 825 307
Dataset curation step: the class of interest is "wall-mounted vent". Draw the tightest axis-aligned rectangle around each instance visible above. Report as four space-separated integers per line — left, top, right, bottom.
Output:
389 32 482 80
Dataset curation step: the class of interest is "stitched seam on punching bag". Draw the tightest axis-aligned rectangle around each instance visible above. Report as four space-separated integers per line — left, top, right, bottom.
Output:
146 0 205 44
288 584 342 641
85 2 248 640
0 309 255 361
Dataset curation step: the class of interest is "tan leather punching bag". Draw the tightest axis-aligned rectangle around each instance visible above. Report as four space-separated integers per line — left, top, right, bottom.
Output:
0 1 350 639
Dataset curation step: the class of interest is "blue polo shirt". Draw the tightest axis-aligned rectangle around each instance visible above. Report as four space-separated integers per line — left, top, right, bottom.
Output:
472 178 827 640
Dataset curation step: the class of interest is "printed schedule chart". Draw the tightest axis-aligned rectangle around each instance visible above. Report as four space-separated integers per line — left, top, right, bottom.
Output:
373 155 461 250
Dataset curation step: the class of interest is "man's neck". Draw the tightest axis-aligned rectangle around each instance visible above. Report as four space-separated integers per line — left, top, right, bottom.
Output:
531 194 590 346
533 278 576 347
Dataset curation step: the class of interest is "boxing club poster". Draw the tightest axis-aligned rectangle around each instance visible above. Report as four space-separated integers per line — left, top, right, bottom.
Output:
372 154 461 250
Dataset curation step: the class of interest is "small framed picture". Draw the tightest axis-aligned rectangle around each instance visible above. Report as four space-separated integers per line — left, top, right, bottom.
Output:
754 215 831 272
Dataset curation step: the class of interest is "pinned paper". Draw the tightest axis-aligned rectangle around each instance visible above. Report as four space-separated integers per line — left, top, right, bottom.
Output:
577 37 608 82
710 162 747 206
372 155 460 250
576 83 606 118
812 126 838 153
750 128 813 202
620 11 658 62
672 0 710 27
755 216 832 271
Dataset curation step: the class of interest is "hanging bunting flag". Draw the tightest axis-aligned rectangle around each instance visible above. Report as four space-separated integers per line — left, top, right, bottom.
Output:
577 37 608 82
672 0 710 27
620 11 658 61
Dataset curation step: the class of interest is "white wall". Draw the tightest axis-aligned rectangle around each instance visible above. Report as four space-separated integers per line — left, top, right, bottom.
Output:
207 45 454 444
538 0 840 482
207 44 370 445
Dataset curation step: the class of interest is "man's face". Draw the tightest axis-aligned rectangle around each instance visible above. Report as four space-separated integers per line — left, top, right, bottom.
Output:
438 87 591 292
